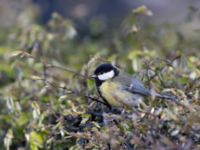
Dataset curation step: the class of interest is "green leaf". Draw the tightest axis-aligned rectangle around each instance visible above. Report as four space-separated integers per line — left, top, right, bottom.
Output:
16 113 30 127
29 131 44 150
132 5 153 16
180 76 189 84
81 114 91 124
87 79 95 91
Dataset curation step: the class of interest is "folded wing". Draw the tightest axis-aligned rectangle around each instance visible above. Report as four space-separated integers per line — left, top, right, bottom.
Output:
128 78 151 96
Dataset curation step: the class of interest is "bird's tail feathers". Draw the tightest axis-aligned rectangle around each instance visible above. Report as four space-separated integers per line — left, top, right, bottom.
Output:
154 93 177 101
150 88 177 101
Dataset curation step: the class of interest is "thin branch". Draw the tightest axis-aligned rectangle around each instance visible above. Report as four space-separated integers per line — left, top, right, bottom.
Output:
17 50 93 79
85 95 108 105
46 64 92 79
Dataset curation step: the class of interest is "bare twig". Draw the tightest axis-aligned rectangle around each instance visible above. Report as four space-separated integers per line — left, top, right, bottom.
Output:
85 95 108 105
46 64 89 79
16 50 92 79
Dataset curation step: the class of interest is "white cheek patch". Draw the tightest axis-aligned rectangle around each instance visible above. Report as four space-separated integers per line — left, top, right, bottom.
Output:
98 70 115 80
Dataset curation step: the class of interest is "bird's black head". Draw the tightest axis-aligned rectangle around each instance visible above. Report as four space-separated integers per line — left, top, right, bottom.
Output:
92 63 119 86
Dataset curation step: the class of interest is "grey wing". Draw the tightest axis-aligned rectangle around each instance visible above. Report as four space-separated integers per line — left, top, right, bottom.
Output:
128 78 151 96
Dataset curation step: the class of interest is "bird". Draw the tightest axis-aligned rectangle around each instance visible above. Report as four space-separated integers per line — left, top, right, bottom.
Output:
92 63 175 110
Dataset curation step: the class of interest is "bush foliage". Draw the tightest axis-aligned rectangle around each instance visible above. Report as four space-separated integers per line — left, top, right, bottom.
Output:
0 6 200 150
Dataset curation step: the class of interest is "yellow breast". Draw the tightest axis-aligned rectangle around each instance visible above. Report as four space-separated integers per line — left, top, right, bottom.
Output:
100 80 142 109
100 81 122 107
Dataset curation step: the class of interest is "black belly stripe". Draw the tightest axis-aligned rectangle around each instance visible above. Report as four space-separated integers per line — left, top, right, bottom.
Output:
97 86 112 109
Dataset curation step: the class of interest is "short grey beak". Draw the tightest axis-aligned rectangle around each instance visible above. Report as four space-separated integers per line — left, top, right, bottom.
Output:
91 74 96 78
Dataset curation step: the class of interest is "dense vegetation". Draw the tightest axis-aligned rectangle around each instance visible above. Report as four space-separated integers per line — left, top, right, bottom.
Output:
0 6 200 150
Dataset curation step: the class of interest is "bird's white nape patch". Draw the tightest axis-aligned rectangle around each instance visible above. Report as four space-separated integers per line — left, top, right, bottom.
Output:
97 70 115 80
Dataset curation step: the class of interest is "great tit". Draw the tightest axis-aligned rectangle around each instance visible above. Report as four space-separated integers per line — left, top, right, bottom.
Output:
92 63 173 109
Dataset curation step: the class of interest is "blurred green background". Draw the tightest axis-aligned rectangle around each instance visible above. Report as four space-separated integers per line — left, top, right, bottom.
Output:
0 0 200 149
